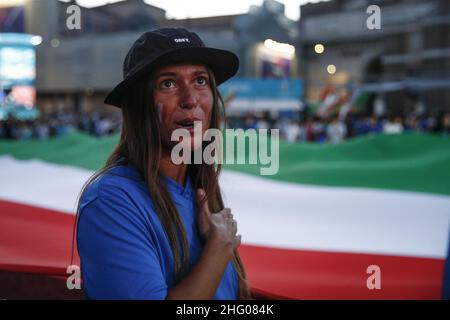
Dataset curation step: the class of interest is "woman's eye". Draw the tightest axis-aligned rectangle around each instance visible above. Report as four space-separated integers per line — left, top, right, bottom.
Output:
196 77 208 85
160 80 175 89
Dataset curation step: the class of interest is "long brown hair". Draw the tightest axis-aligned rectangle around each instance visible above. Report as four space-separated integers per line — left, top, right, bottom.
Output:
74 66 252 299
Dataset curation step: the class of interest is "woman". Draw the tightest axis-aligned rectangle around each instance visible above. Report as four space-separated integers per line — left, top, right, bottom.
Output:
75 28 251 299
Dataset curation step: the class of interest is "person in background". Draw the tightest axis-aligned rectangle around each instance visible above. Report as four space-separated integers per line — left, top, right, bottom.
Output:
326 116 347 144
383 116 404 134
441 113 450 136
368 116 382 134
284 119 300 143
442 226 450 300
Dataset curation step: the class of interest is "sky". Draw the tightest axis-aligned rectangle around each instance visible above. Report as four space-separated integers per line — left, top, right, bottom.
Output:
59 0 328 21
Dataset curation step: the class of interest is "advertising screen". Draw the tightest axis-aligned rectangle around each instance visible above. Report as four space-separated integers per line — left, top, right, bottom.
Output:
0 33 36 109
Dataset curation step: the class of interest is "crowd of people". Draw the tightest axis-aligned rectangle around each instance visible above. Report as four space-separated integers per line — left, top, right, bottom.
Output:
233 111 450 144
1 108 449 144
0 111 121 140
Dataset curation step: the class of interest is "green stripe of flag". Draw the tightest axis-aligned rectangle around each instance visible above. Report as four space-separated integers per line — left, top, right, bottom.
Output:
1 131 449 196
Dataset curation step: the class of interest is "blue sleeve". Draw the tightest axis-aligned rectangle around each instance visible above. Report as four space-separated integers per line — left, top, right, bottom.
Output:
443 228 450 300
77 184 168 300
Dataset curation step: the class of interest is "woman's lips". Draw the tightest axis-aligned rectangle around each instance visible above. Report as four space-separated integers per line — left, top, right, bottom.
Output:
175 119 202 134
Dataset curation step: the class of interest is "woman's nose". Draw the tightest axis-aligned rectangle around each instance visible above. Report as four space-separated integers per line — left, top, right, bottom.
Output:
179 87 198 109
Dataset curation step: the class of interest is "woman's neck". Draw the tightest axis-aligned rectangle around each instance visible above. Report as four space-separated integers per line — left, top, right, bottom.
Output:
159 155 188 186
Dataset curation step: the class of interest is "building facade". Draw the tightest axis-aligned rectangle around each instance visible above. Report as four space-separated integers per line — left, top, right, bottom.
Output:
7 0 299 115
298 0 450 115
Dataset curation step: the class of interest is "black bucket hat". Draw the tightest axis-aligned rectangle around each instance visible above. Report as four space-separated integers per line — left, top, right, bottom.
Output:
104 28 239 108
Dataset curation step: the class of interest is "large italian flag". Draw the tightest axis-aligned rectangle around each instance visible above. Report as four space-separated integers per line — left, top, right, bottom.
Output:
1 131 449 299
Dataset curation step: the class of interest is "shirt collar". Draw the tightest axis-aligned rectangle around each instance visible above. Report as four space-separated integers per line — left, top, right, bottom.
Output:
115 156 193 198
161 174 193 199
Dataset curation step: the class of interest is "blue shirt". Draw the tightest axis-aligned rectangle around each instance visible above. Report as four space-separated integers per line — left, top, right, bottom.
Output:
77 158 238 300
